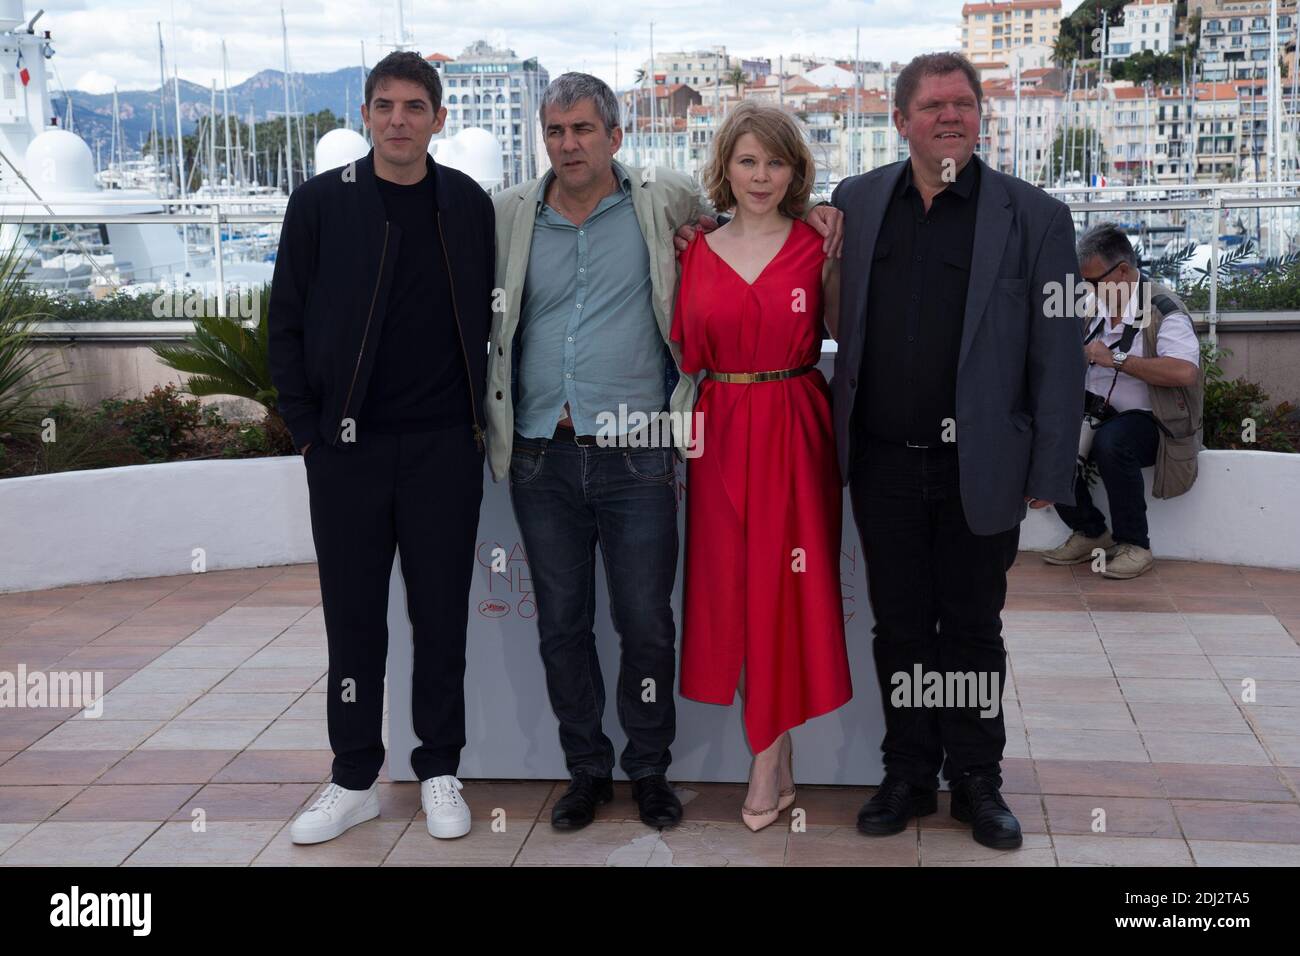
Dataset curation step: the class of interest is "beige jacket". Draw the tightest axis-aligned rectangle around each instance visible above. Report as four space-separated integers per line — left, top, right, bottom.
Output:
486 161 712 481
1142 281 1204 499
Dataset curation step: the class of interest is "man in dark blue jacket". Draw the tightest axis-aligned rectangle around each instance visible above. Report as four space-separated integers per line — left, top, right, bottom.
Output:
832 53 1083 850
268 51 494 845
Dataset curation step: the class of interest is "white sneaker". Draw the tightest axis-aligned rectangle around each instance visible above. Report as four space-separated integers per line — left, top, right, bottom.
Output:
421 774 471 839
290 781 380 845
1100 542 1155 579
1041 530 1114 565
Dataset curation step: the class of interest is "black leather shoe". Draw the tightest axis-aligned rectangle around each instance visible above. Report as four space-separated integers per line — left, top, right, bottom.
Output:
631 773 683 828
950 775 1023 849
551 770 613 830
856 776 938 835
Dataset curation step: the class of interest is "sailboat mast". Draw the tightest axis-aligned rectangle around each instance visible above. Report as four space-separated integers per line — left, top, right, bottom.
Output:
209 80 218 190
157 23 170 186
281 2 294 193
249 103 258 185
222 40 234 187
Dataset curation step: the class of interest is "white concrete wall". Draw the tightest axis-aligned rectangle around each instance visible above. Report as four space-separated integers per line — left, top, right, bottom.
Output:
0 457 315 593
2 449 1298 594
1018 449 1300 569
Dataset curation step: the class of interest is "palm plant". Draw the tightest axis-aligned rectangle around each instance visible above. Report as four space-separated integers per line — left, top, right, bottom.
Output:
0 243 67 440
1142 240 1197 285
727 67 746 99
1191 241 1255 289
151 283 294 453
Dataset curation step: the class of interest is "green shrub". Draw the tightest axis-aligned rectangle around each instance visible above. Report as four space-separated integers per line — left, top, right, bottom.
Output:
10 288 163 323
1182 268 1300 312
1201 343 1297 452
152 283 294 455
99 384 203 462
228 423 270 457
23 401 142 475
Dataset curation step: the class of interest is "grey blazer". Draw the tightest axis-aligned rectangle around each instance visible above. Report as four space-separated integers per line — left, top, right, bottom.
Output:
830 155 1085 536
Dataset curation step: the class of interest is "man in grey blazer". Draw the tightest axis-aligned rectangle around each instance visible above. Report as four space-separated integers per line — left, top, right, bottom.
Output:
832 53 1083 849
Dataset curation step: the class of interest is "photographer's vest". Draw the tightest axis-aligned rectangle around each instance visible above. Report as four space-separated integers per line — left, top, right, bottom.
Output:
1139 281 1204 499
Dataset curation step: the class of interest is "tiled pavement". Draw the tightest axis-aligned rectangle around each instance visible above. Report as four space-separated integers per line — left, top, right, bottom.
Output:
1 555 1298 866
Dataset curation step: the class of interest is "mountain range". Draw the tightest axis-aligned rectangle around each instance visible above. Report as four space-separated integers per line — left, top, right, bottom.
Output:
50 67 367 154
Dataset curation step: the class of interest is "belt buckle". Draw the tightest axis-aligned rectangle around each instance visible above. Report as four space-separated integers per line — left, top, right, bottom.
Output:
904 440 930 449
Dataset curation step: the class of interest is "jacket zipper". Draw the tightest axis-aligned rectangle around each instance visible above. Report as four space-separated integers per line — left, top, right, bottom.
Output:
334 221 390 445
437 210 486 452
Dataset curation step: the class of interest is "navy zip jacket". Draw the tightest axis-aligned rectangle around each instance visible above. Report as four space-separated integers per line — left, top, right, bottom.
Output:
268 148 495 453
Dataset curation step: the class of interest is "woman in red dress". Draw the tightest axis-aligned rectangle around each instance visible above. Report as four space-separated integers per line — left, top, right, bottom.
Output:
671 102 852 831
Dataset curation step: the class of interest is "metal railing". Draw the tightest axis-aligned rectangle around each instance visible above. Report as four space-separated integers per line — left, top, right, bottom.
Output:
1044 180 1300 343
0 195 287 319
5 185 1300 343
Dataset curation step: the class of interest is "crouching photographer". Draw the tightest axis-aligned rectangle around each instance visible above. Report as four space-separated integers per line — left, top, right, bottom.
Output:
1041 223 1204 579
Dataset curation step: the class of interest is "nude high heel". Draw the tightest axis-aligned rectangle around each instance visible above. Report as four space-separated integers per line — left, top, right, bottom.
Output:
741 756 780 832
777 733 796 812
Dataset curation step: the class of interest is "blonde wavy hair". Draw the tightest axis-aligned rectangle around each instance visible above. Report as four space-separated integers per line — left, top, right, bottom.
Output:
703 101 815 218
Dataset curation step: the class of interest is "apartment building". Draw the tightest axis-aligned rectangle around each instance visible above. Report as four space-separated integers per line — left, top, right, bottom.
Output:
1199 0 1297 81
1109 0 1179 56
961 1 1062 61
437 40 550 187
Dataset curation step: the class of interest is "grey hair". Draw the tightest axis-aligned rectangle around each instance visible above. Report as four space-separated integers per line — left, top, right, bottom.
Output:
1077 222 1138 269
539 72 621 132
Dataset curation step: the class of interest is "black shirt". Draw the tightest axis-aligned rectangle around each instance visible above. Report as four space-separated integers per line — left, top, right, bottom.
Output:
358 168 471 433
853 156 979 446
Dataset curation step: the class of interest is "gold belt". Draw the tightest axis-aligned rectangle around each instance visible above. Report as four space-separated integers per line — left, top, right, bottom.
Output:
702 364 816 384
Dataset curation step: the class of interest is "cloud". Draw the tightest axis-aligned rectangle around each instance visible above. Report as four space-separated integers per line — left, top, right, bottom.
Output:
44 0 969 95
72 70 119 95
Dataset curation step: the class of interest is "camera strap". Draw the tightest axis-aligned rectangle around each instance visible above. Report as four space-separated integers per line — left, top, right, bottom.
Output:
1088 316 1140 409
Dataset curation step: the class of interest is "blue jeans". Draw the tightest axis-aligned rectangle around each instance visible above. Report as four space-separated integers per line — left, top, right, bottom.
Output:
508 432 679 780
1055 410 1160 550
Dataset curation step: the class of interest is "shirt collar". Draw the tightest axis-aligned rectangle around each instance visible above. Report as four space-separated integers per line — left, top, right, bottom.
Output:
1090 274 1143 332
535 160 632 210
898 155 979 200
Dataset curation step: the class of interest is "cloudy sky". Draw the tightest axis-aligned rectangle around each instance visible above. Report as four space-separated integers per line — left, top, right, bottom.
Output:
37 0 970 96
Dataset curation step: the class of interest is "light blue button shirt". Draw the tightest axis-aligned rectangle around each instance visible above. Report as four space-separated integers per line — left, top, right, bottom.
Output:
515 162 666 438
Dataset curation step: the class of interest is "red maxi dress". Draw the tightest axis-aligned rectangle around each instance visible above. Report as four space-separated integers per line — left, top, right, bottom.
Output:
671 218 852 754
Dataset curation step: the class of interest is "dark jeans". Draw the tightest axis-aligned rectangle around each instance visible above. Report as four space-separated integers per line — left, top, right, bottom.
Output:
304 425 484 790
848 436 1019 791
1055 410 1160 550
508 432 678 781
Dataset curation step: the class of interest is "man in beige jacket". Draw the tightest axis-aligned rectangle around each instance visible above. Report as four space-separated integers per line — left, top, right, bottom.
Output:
488 72 842 831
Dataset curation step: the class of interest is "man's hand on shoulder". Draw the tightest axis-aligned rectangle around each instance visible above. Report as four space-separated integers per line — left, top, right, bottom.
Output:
674 216 720 256
804 203 844 258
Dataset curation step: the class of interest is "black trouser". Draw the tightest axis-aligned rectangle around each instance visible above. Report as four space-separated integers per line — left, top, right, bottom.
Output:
303 424 485 790
849 436 1019 791
1054 410 1160 550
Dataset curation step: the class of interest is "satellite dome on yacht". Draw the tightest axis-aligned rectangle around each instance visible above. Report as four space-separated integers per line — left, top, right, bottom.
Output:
25 128 97 193
432 127 503 191
313 127 369 175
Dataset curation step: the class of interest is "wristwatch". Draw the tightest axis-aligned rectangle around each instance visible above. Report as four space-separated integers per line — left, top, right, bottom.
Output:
1113 350 1129 370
